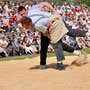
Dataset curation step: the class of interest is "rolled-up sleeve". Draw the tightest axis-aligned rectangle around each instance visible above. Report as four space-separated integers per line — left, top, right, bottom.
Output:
35 23 47 33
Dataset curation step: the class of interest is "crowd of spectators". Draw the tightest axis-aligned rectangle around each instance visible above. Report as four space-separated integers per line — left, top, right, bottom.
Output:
0 1 89 57
54 2 90 49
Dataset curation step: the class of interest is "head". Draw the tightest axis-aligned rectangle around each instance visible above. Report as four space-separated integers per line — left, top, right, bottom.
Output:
24 36 28 40
18 6 27 17
1 36 5 40
17 37 20 41
21 16 32 30
11 31 14 34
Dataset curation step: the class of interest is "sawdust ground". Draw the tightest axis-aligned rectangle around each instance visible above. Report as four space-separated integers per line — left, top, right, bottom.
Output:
0 55 90 90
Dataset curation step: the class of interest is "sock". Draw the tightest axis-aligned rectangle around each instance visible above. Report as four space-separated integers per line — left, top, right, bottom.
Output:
73 50 81 56
57 61 62 63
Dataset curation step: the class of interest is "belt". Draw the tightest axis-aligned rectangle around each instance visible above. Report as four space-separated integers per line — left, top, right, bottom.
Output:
52 20 56 23
47 20 56 31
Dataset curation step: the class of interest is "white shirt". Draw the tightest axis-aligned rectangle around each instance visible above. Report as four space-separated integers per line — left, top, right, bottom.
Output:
27 9 51 33
0 39 8 48
57 9 61 14
72 25 78 29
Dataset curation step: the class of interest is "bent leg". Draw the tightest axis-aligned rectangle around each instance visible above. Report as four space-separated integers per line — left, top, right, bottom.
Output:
63 19 87 37
61 41 74 53
53 40 65 61
61 40 81 56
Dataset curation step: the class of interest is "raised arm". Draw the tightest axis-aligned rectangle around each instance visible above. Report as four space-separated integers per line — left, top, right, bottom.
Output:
37 2 58 14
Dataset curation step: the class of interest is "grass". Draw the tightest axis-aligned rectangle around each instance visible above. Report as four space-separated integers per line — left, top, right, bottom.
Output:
47 48 90 57
0 54 39 61
0 48 90 61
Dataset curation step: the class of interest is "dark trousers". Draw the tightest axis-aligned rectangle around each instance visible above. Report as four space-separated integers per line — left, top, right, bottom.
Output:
63 19 87 37
40 33 50 65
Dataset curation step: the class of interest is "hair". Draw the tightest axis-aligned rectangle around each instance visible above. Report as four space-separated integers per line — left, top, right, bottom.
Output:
21 16 32 26
18 6 26 13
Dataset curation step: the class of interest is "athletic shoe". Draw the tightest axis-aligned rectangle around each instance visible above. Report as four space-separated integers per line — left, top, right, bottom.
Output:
71 52 88 66
39 65 47 70
73 50 81 56
57 63 65 70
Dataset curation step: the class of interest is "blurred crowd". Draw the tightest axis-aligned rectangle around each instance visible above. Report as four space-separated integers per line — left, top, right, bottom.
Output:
54 2 90 49
0 1 90 57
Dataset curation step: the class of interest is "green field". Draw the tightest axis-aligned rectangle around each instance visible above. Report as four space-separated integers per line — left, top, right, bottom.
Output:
0 48 90 61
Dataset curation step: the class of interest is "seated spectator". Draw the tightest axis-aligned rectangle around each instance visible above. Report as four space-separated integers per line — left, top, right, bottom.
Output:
28 35 39 54
69 37 77 48
0 35 8 57
48 44 54 53
10 31 15 39
0 42 8 57
62 35 70 45
22 36 35 54
8 21 14 32
0 35 8 49
6 37 19 56
5 11 11 18
14 31 19 38
76 37 86 49
13 37 25 55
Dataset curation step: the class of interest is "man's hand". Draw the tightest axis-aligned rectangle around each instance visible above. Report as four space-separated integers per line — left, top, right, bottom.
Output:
41 2 58 14
47 20 52 28
43 30 50 38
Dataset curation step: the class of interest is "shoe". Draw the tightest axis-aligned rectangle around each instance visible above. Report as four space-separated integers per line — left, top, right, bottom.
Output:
39 65 47 70
78 51 81 56
57 63 65 70
71 52 88 66
73 50 81 56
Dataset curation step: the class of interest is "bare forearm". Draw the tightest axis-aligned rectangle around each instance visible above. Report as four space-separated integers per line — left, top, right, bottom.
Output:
42 2 57 13
43 30 50 38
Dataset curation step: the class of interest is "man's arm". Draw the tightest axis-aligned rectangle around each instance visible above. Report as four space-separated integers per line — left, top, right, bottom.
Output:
43 30 50 38
34 28 50 38
34 25 50 38
37 2 58 14
41 2 57 13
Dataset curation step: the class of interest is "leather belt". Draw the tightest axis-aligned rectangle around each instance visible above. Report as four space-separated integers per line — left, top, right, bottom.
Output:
47 20 56 31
